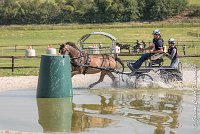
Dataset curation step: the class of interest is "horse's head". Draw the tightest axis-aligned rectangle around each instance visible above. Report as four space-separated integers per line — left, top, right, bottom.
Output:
59 41 81 59
59 42 75 54
59 43 68 55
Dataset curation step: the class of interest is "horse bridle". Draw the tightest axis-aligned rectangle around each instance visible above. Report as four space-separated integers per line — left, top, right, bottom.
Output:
61 44 85 66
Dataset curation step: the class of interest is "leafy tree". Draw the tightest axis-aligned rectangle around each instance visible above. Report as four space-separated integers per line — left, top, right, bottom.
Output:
0 0 189 24
38 1 60 24
0 0 21 24
121 0 138 22
91 0 138 23
136 0 146 18
72 0 94 22
141 0 188 20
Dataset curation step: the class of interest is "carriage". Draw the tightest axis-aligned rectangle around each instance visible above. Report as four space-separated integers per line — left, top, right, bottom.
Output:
60 32 183 88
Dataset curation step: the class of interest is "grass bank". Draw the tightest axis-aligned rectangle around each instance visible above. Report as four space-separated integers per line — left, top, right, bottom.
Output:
0 24 200 46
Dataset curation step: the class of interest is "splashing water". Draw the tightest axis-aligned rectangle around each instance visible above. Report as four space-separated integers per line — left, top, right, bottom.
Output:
72 63 199 90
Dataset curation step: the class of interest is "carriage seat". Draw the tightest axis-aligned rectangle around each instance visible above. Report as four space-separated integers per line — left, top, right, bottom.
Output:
146 53 164 67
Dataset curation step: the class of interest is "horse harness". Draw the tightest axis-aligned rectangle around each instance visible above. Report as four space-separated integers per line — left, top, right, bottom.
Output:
71 53 115 75
81 52 91 74
64 45 116 74
61 44 118 75
70 51 91 75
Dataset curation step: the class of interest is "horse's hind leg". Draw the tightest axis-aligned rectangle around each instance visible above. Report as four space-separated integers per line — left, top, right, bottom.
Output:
89 71 107 88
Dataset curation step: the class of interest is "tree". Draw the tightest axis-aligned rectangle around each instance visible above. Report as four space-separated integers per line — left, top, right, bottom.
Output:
141 0 188 20
0 0 21 24
0 0 189 24
90 0 138 23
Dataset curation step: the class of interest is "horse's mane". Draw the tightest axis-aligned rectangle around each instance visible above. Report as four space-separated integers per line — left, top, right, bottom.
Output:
65 42 79 50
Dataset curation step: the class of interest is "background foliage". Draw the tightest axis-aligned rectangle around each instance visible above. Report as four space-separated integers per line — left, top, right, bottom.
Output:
0 0 188 24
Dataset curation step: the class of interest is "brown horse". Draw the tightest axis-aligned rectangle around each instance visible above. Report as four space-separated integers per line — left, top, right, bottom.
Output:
59 42 124 88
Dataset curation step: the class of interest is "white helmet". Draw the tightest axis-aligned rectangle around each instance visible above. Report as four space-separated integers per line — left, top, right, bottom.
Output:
168 38 175 44
153 29 161 35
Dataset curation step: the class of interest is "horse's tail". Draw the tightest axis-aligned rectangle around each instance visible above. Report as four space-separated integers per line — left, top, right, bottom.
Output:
115 57 125 73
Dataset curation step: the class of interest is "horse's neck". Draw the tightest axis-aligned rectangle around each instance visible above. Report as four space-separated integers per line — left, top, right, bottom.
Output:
69 47 80 58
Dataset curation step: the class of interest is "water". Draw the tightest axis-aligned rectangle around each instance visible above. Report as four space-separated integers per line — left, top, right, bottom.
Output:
0 64 199 134
0 88 199 134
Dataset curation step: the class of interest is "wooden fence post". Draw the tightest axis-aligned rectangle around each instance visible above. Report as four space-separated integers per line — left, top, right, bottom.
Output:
177 40 179 46
12 56 14 72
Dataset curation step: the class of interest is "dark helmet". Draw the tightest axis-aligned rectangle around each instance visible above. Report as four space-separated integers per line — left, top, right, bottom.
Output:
168 38 175 44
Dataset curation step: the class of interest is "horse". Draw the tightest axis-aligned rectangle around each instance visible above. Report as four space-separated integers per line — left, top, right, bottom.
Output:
133 40 143 53
116 42 131 53
59 42 124 88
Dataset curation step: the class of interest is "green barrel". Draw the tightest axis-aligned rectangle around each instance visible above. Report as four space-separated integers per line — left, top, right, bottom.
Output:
37 55 72 98
37 97 72 132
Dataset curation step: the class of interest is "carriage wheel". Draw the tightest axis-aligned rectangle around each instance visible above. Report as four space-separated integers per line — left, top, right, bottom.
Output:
126 74 136 88
135 74 154 88
159 70 169 83
160 70 182 83
167 73 183 83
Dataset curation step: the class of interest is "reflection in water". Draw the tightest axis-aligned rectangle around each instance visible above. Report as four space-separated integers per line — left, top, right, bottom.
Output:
71 110 113 133
37 97 113 133
71 95 114 132
114 93 182 134
0 89 197 133
36 90 189 133
81 96 116 114
127 94 180 133
121 92 182 134
37 98 73 132
81 90 183 134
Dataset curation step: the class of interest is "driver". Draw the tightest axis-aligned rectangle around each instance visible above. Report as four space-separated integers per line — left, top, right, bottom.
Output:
128 29 164 71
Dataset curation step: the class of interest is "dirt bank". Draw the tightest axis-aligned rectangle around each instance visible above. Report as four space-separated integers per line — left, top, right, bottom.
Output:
0 74 113 92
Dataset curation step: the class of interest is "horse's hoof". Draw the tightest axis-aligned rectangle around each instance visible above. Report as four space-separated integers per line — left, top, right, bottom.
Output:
89 85 93 88
112 80 120 88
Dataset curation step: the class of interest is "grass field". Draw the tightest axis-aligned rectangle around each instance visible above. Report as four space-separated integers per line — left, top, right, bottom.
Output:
17 0 200 5
188 0 200 5
0 24 200 76
0 23 200 46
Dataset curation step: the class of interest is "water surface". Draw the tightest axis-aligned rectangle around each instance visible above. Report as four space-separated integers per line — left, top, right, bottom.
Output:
0 88 199 134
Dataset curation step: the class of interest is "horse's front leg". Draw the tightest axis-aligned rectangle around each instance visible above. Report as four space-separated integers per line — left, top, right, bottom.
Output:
107 72 119 87
89 71 107 88
106 72 116 82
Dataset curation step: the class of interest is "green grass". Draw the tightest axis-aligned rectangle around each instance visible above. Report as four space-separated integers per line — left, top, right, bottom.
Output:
16 0 55 2
0 24 200 46
188 0 200 5
16 0 200 5
0 23 200 76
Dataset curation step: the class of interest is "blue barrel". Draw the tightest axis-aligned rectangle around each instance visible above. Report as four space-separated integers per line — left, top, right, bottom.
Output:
37 55 72 98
